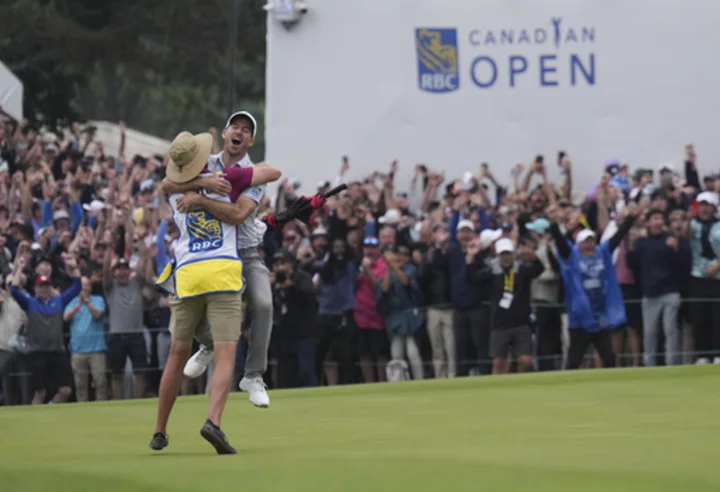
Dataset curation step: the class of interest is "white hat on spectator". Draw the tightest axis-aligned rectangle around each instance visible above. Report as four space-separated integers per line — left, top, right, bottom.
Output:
697 191 719 207
479 229 503 250
576 229 597 243
42 132 57 144
461 171 475 191
658 162 675 173
82 200 105 213
140 179 154 192
53 209 70 221
456 219 475 232
495 238 515 255
378 209 402 225
166 131 213 184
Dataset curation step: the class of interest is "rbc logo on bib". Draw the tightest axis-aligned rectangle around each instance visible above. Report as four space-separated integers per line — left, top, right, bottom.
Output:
187 210 223 252
415 28 459 93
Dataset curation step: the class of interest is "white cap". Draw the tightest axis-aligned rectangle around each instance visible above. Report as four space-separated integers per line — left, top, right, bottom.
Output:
53 209 70 221
378 209 402 224
697 191 719 207
576 229 597 243
140 179 154 192
82 200 106 213
456 219 475 232
225 111 257 137
495 238 515 255
479 229 503 250
658 162 675 173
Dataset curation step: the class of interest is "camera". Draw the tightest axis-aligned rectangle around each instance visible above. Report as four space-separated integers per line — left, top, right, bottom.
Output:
275 270 287 284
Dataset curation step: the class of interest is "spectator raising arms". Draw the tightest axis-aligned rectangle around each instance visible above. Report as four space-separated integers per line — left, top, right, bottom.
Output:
628 209 691 366
376 245 425 381
688 192 720 364
465 238 544 374
11 250 81 404
548 203 638 370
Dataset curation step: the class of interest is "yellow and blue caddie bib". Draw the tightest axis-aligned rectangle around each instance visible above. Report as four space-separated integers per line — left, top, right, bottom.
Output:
156 175 243 299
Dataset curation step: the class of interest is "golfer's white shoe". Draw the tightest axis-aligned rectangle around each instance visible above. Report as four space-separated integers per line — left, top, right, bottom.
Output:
239 376 270 408
183 346 214 378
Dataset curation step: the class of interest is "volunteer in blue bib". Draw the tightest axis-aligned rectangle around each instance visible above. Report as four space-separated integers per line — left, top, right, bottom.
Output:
547 202 640 369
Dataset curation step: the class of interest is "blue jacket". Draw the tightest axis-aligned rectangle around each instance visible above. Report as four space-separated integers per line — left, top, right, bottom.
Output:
558 241 626 332
628 233 691 298
447 210 489 310
317 261 357 315
11 278 81 351
376 264 425 336
689 219 720 279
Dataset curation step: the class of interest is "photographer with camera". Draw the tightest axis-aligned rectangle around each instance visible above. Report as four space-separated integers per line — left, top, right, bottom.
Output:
271 249 319 388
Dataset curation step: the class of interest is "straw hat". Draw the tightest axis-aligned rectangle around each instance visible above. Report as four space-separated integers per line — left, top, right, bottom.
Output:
166 131 213 184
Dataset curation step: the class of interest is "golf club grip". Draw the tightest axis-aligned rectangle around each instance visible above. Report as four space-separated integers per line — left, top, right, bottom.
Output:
323 183 347 199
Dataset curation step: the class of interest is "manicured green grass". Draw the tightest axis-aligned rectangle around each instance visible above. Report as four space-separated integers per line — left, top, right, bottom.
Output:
1 366 719 492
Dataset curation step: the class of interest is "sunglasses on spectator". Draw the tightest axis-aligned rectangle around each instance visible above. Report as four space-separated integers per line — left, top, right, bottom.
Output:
363 237 379 246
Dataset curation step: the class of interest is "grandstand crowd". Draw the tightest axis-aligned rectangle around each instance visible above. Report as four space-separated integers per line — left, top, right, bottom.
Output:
1 108 719 405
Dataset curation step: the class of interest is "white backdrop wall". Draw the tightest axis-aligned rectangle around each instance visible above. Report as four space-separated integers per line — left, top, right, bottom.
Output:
265 0 720 194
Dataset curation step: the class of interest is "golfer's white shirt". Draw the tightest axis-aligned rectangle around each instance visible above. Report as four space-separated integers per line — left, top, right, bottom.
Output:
207 152 267 250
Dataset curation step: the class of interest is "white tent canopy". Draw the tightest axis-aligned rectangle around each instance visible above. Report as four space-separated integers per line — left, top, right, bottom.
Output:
89 121 171 160
0 61 23 121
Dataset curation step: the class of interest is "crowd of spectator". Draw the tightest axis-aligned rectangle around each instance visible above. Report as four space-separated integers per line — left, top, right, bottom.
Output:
1 107 719 404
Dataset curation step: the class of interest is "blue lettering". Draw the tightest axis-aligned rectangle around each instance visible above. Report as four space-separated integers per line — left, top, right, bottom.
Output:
518 29 530 44
470 56 498 88
509 56 528 87
500 29 514 45
469 29 481 46
539 55 558 87
571 54 595 85
484 31 497 45
582 27 595 43
534 28 548 44
564 28 578 44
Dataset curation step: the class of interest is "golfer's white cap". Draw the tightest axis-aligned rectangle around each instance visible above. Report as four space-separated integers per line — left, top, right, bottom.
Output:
225 111 257 137
576 229 597 243
495 238 515 255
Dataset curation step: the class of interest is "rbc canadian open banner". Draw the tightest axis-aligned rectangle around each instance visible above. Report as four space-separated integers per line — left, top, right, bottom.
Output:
265 0 720 194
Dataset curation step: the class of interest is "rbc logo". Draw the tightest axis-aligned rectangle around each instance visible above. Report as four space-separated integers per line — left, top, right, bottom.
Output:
187 210 223 253
415 28 459 93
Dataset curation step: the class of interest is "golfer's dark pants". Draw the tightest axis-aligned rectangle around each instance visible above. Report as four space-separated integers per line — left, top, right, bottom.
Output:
566 328 616 370
454 305 491 376
534 301 563 371
689 277 720 360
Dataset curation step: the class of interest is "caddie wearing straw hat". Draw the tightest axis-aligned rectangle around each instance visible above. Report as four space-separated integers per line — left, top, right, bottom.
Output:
151 130 249 455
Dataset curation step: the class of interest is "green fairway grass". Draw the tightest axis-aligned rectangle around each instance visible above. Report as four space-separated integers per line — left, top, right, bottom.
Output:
1 366 719 492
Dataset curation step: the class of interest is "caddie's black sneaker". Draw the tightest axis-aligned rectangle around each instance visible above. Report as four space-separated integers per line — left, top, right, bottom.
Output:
200 420 237 455
150 432 169 451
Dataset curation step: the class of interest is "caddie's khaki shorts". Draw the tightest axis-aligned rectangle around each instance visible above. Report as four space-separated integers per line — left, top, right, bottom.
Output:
169 292 243 342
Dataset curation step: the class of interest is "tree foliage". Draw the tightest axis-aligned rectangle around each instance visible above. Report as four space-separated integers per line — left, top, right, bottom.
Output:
0 0 266 144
